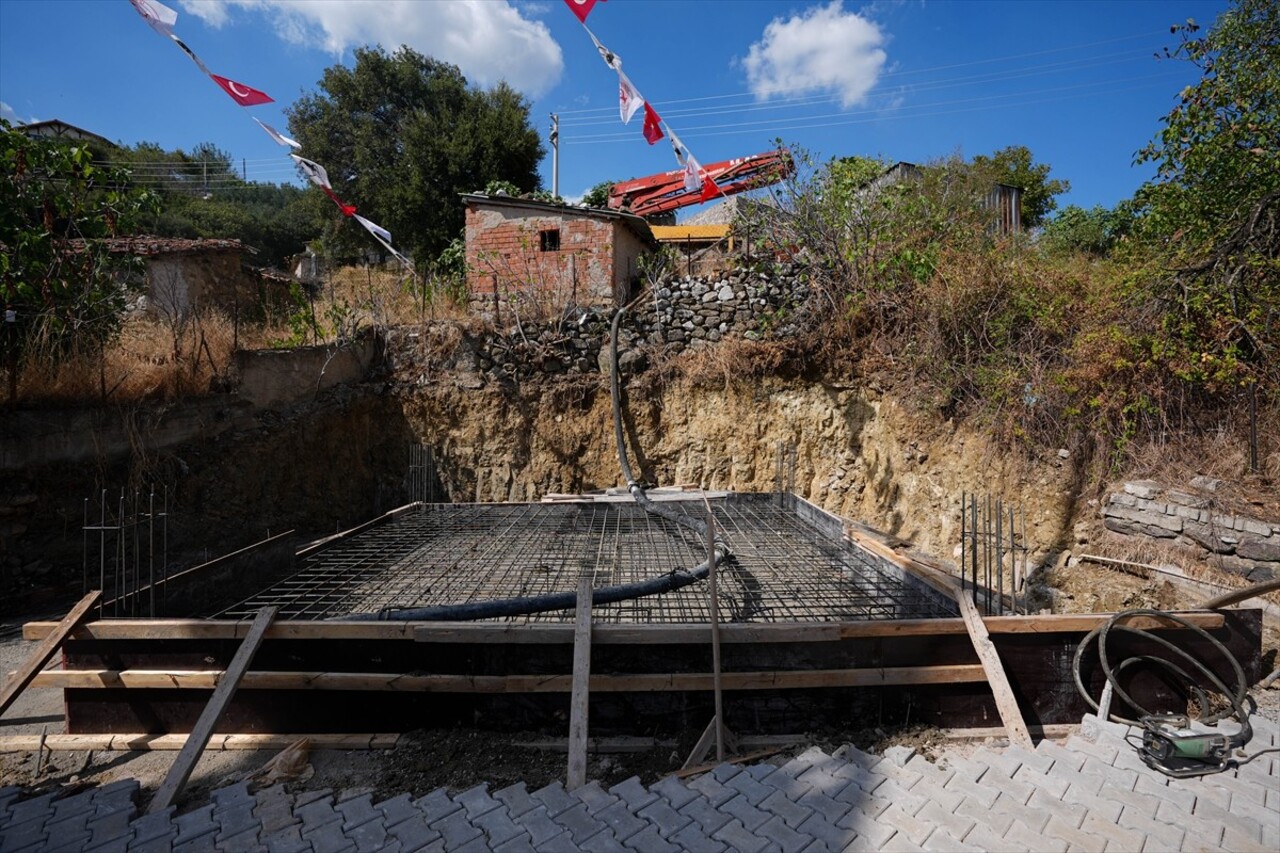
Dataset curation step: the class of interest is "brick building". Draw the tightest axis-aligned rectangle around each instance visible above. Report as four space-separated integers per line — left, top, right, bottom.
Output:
462 194 656 311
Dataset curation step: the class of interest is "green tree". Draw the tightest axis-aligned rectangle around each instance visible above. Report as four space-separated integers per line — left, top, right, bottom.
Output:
1041 203 1134 256
287 46 545 265
971 145 1069 228
1 121 157 399
581 180 614 208
1133 0 1279 390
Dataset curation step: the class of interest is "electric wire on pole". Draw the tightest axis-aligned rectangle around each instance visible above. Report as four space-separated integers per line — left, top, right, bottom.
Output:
550 113 559 199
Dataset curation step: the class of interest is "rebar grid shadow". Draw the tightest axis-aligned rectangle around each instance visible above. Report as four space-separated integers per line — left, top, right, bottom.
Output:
215 494 959 623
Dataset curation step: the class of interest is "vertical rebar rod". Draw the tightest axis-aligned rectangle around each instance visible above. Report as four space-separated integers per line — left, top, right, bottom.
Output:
82 498 88 597
705 500 724 761
1020 504 1028 616
996 498 1003 616
969 493 978 606
1008 504 1017 616
149 488 156 617
162 485 169 612
98 490 106 618
959 490 966 597
984 494 993 615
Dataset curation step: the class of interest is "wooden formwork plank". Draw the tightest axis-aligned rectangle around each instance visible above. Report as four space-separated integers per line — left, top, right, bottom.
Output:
26 664 989 693
23 612 1224 643
0 590 101 716
148 606 276 814
0 733 398 752
566 575 594 791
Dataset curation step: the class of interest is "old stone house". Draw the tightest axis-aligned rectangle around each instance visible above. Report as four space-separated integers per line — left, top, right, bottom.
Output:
462 194 656 311
98 237 267 318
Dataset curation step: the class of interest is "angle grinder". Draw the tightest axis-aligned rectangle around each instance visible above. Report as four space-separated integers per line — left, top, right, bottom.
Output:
1138 714 1252 778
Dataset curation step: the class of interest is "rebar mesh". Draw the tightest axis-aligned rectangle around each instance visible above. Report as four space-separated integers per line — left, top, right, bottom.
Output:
216 494 958 623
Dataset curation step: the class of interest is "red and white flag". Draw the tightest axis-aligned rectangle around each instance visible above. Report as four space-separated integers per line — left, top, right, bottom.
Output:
563 0 606 25
254 118 301 150
642 103 664 145
354 214 391 244
585 27 620 71
211 74 274 106
170 36 211 75
130 0 177 38
700 175 720 203
323 187 357 217
291 154 331 189
618 72 642 124
682 154 702 194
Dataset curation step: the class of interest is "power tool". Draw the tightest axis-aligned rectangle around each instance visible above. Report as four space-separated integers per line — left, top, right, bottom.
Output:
1138 714 1252 778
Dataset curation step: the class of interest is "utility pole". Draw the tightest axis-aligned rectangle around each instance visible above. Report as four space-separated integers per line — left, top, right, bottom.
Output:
550 113 560 199
242 157 247 181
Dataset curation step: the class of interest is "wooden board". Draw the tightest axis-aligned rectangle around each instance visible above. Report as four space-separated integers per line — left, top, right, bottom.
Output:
148 607 276 814
955 594 1034 749
28 664 989 693
0 591 101 716
566 575 593 791
0 733 399 752
23 611 1224 644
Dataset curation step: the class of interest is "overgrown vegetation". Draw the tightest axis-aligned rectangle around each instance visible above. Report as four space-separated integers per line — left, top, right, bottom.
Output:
747 0 1277 467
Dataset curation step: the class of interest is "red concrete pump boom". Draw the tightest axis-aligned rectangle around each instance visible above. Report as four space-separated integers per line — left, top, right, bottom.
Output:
606 149 792 219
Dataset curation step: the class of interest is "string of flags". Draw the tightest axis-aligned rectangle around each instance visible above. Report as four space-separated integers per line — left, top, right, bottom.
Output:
126 0 412 270
564 0 720 204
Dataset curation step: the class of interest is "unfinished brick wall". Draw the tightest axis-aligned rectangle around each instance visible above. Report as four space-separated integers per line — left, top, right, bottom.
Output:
465 202 642 312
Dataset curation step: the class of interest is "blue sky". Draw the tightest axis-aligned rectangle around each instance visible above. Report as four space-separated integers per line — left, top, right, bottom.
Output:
1 0 1226 222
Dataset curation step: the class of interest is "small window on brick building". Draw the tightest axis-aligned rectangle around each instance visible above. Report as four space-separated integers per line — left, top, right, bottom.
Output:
539 229 561 252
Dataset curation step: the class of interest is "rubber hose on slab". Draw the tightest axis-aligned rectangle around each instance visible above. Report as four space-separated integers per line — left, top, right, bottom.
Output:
338 308 729 621
1199 577 1280 610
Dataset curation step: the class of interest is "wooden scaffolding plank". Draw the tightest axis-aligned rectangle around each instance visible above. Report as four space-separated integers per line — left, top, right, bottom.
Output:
0 590 100 716
147 606 276 814
566 575 593 791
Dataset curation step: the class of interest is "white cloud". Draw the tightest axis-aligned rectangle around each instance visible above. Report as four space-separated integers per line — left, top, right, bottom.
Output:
177 0 563 97
0 101 18 122
743 1 886 108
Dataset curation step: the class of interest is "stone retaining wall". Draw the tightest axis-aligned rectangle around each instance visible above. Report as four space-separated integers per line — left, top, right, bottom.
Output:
1101 478 1278 581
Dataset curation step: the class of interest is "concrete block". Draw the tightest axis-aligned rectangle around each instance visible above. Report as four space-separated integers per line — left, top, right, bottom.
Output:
921 827 979 852
548 803 606 844
515 807 568 846
1004 819 1066 853
710 819 772 853
677 795 731 835
756 814 813 850
977 768 1035 806
211 802 259 843
608 778 658 813
1124 481 1160 499
795 788 850 826
1221 826 1275 853
686 775 736 809
1012 765 1069 799
172 805 219 846
455 785 500 821
495 784 542 820
953 796 1013 836
880 803 934 846
493 836 539 853
956 823 1020 853
719 795 770 831
384 814 441 851
1081 812 1146 852
572 782 620 816
594 801 647 843
1061 785 1123 824
650 777 699 811
917 799 975 840
430 811 482 849
415 790 461 825
635 798 691 839
1026 788 1086 829
943 772 1000 810
1041 815 1109 852
1118 807 1183 850
796 812 858 851
580 832 629 853
668 822 726 853
530 784 578 820
870 780 927 817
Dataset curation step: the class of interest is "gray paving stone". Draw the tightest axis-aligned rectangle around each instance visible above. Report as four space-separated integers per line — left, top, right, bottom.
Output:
720 794 771 831
548 803 605 844
294 791 333 809
593 801 647 843
776 748 829 779
746 764 779 784
212 782 255 812
513 806 568 846
216 825 267 852
831 762 887 795
1003 819 1066 853
495 784 541 820
334 794 381 831
260 824 313 853
1080 755 1137 791
375 794 419 828
838 811 896 849
651 776 700 811
608 778 658 814
727 768 777 805
1195 792 1266 841
345 816 390 853
879 831 925 852
534 830 586 853
255 786 299 836
943 770 1000 809
580 829 629 852
5 792 56 828
622 824 682 852
126 837 179 853
302 824 356 853
834 745 881 771
794 812 856 852
686 774 736 808
1012 763 1070 799
760 789 814 829
0 786 23 816
921 827 978 852
710 764 745 784
295 796 342 836
1026 788 1087 830
430 809 483 849
127 806 178 845
916 799 973 841
678 793 733 835
215 802 260 841
756 814 812 851
880 803 935 846
1040 814 1110 852
1079 812 1144 851
493 835 538 853
979 766 1036 805
1118 805 1184 850
0 816 50 850
1181 778 1231 810
572 782 620 816
761 771 814 803
1064 736 1119 766
455 785 500 821
988 791 1050 835
49 790 99 824
669 821 728 853
1035 740 1087 774
453 837 493 853
474 804 524 847
171 832 221 853
416 790 462 825
1003 746 1055 776
173 804 219 846
868 779 927 816
953 795 1014 836
838 790 891 822
635 797 691 839
384 813 442 850
529 782 581 821
1060 784 1122 825
902 755 955 788
960 823 1022 853
1221 825 1275 853
1133 773 1196 813
795 787 850 825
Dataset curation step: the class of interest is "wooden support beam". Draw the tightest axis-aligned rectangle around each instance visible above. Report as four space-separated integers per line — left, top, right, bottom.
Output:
682 716 720 771
25 664 989 693
148 607 276 814
23 611 1225 644
0 733 398 752
705 499 725 762
566 575 593 791
0 590 100 717
954 593 1033 749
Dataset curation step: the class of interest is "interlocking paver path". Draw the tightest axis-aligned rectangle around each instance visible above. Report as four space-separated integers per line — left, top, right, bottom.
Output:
2 713 1276 852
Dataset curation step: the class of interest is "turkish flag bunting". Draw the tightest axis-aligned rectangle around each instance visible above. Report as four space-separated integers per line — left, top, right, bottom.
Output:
130 0 177 38
682 155 701 194
618 72 643 124
210 74 274 106
563 0 605 25
642 104 664 145
700 175 719 203
322 187 357 217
